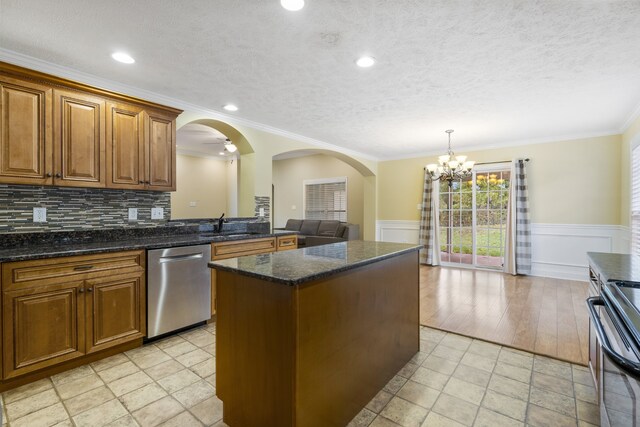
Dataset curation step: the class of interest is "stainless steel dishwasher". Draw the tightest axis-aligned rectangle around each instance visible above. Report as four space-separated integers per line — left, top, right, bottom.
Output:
147 244 211 338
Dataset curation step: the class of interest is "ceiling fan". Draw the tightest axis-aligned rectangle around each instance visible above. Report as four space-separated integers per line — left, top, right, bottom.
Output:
202 138 238 153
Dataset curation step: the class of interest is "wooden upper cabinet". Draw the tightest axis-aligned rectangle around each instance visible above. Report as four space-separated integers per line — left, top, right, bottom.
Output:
106 102 145 190
54 89 106 187
85 272 145 354
145 110 175 191
0 76 53 185
0 62 181 191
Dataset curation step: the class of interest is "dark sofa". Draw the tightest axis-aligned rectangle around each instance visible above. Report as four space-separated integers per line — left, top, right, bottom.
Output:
277 219 360 247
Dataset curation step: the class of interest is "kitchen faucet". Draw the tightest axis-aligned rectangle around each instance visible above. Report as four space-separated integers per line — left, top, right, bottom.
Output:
217 213 226 232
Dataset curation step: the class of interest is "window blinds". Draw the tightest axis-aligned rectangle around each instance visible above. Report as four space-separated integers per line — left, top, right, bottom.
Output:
632 146 640 256
304 179 347 222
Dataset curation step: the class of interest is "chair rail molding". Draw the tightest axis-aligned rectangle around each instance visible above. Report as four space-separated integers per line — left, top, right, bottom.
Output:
375 220 631 281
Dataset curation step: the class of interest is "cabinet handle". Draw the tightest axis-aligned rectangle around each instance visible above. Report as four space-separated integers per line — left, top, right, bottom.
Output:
46 173 52 177
73 265 93 271
139 180 144 184
78 288 84 293
145 181 150 184
87 287 93 293
55 173 61 178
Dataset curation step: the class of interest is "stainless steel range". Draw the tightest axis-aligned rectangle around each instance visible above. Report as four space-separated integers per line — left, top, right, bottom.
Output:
588 280 640 426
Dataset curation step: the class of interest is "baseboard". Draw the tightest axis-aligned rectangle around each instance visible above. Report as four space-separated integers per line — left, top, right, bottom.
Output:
375 220 631 281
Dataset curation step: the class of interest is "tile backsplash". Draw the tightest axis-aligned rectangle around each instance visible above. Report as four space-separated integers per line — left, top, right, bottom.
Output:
0 184 172 233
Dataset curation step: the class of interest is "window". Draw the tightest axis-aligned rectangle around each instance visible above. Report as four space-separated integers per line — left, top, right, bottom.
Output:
303 177 347 221
632 146 640 255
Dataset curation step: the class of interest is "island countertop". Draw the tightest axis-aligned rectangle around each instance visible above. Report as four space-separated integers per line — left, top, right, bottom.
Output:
588 252 640 283
208 240 421 285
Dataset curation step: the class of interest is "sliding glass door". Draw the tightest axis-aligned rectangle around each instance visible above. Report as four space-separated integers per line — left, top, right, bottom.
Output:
439 164 510 269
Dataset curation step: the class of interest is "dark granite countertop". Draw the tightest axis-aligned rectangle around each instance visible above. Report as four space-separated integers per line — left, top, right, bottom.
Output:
0 230 296 262
208 241 421 286
588 252 640 283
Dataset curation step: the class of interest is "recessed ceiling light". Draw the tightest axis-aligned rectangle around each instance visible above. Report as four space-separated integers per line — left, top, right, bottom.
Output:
223 104 238 112
356 56 376 68
281 0 304 11
111 52 135 64
219 152 226 155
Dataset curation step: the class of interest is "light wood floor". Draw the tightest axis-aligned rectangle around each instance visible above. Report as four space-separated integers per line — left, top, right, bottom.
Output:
420 266 590 366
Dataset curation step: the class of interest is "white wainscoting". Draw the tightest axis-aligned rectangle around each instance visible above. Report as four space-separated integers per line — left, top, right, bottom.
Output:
375 220 631 281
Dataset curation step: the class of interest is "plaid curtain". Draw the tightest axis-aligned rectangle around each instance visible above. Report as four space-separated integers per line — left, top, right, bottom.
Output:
419 171 441 265
504 159 531 275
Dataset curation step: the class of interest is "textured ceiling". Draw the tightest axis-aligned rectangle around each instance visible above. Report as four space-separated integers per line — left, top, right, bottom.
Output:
1 0 640 159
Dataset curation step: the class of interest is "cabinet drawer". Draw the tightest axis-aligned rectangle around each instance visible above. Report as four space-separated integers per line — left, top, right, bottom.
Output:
276 235 298 251
2 251 145 290
212 238 276 260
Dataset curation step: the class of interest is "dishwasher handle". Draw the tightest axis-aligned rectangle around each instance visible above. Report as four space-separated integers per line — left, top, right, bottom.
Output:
587 296 640 378
158 252 205 263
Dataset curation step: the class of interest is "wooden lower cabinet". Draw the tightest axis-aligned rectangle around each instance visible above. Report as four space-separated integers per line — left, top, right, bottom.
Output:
1 251 145 387
85 272 145 354
276 235 298 251
3 281 85 379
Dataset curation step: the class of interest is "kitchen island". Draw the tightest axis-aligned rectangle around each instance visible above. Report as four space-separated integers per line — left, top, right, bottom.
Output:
209 241 421 427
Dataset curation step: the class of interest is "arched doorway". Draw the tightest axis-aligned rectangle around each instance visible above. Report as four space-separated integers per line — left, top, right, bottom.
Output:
172 119 254 220
272 149 376 240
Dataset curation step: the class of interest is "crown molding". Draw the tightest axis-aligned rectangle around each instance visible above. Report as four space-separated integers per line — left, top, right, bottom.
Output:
378 130 621 162
0 48 379 162
620 99 640 133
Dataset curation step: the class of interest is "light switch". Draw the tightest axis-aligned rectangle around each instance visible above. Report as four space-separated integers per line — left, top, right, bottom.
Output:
128 208 138 221
259 207 265 217
417 203 422 210
151 207 164 219
189 201 197 207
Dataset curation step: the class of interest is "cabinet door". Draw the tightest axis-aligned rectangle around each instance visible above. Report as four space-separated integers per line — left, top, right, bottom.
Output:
0 76 53 185
145 110 175 191
54 89 106 187
3 282 85 379
106 102 145 189
85 272 145 354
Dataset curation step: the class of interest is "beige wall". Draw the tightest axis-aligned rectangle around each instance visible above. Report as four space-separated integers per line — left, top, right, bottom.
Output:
621 115 640 226
171 154 230 219
272 154 365 230
378 135 622 225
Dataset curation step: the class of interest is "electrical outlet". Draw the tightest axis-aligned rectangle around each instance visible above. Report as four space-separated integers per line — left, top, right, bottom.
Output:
291 205 297 210
128 208 138 221
151 207 164 220
189 201 197 207
417 203 422 210
259 207 265 217
33 207 47 222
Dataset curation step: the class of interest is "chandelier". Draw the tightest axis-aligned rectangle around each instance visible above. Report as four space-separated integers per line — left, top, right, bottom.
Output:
426 130 475 184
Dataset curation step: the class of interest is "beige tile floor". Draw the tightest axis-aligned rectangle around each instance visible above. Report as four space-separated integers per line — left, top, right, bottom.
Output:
0 323 599 427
